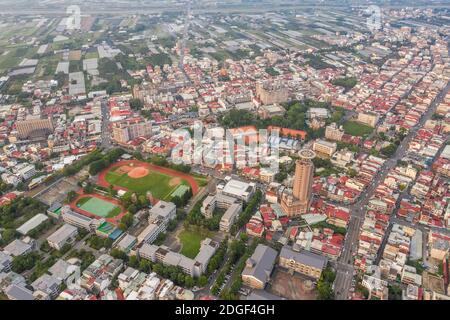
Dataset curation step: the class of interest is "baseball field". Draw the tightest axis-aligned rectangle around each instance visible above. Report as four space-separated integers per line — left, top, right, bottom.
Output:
98 160 200 201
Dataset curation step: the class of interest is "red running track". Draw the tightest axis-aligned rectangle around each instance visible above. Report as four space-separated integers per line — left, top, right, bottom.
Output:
69 192 127 225
97 160 200 196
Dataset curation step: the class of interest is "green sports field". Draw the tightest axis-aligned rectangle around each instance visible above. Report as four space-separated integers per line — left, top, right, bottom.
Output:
343 121 373 137
76 197 121 218
105 168 189 200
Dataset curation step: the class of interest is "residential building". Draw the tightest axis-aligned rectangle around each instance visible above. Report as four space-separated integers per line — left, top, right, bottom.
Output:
259 168 276 184
80 254 123 293
325 123 344 141
402 284 420 300
430 238 449 261
48 259 79 283
362 274 389 300
5 284 34 300
31 274 61 299
256 81 289 105
0 252 12 273
14 163 36 181
112 118 152 144
401 265 422 286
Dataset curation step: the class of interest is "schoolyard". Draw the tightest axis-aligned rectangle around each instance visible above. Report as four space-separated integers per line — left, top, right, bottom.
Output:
97 160 201 201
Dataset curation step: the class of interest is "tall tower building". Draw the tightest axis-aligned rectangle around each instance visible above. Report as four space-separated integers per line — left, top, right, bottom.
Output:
281 149 316 217
292 149 315 203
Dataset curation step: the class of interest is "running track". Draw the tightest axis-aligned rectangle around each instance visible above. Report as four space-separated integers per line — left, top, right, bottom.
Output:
69 192 127 225
97 160 200 196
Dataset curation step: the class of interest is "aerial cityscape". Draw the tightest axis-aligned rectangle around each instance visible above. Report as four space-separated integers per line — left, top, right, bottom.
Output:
0 0 449 304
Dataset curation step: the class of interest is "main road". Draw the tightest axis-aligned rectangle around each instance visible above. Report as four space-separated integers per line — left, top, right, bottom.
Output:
334 80 450 300
101 99 112 150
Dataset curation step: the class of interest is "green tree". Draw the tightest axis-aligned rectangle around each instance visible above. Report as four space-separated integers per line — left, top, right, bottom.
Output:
317 266 336 300
347 168 358 178
380 144 397 157
153 263 163 275
128 255 139 268
89 159 108 176
184 275 195 288
83 182 95 194
11 252 40 273
331 77 357 90
240 233 248 242
139 259 152 273
130 98 143 110
108 184 117 197
197 275 208 287
120 213 134 230
66 191 78 203
1 229 17 245
145 53 172 67
110 248 128 261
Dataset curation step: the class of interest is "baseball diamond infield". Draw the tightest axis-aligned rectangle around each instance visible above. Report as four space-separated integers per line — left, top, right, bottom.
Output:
98 160 200 201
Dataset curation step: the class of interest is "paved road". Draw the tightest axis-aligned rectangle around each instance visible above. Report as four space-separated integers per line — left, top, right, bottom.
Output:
100 99 112 150
334 79 450 300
